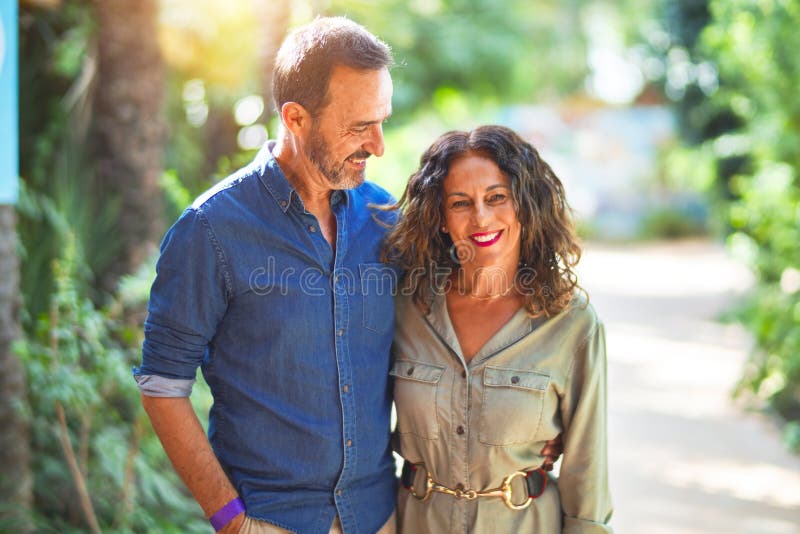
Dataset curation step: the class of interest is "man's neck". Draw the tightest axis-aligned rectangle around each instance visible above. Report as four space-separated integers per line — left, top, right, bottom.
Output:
272 135 334 213
271 135 337 247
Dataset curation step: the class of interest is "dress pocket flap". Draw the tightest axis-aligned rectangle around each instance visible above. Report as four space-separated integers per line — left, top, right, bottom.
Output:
390 360 445 384
483 367 549 391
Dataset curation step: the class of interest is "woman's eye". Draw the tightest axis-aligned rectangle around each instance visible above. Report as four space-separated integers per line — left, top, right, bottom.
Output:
451 200 469 208
488 194 507 202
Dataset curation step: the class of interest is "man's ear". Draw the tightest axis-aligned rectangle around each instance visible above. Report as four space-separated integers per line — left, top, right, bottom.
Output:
281 102 311 136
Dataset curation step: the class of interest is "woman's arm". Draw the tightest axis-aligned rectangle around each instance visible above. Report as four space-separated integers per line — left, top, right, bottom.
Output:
558 322 614 533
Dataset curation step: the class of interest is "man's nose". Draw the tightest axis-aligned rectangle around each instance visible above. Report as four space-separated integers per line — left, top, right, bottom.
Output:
364 123 385 157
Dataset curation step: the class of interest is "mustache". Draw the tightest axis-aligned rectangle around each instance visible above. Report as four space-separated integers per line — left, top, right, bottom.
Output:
347 150 371 160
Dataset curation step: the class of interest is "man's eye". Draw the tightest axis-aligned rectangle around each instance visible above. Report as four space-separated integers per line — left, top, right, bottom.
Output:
352 126 369 134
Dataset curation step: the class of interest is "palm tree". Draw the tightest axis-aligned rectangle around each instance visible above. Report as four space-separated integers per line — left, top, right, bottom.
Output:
91 0 165 291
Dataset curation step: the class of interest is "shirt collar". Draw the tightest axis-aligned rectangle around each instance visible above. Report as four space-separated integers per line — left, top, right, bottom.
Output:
256 142 348 214
424 290 540 366
256 141 296 214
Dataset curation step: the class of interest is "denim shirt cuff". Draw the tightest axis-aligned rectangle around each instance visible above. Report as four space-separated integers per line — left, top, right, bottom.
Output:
135 374 195 397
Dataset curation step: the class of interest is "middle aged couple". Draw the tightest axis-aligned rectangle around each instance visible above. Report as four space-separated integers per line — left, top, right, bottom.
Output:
135 16 612 534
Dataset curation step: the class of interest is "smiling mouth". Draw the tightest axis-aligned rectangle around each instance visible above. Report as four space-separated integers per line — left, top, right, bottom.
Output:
469 230 503 247
347 152 370 169
347 157 367 169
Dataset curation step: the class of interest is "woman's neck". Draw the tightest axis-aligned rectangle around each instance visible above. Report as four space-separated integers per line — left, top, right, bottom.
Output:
454 260 518 300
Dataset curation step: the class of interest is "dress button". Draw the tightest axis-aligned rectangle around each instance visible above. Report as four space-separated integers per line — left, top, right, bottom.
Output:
455 483 465 492
337 329 344 337
280 200 288 208
406 367 415 376
511 375 520 384
309 225 317 233
456 425 465 435
337 489 343 496
346 439 353 447
343 384 349 393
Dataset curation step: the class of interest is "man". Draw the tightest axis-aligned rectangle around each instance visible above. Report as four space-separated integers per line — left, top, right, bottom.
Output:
135 17 397 533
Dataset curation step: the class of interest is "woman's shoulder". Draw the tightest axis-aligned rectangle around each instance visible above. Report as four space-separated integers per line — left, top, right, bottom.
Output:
548 290 602 341
394 290 431 322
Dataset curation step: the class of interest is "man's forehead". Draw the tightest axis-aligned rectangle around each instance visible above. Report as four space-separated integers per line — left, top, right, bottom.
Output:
324 66 393 117
328 65 391 89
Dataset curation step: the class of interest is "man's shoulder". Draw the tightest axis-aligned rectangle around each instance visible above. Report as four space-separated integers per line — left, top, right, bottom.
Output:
190 166 262 213
189 143 278 213
350 180 399 229
353 180 396 205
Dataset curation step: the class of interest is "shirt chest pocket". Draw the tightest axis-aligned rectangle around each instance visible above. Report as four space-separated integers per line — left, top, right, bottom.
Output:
390 360 445 441
359 263 398 334
479 366 550 446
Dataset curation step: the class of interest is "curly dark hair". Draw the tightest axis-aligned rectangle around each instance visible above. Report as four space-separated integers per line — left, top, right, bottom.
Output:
382 125 584 318
272 17 393 117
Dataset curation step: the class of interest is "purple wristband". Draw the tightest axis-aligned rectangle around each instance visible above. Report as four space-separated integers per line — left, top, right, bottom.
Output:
209 497 245 532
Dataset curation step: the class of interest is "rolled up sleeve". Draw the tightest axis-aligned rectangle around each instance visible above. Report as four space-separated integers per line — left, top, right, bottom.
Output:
133 207 231 396
559 321 614 533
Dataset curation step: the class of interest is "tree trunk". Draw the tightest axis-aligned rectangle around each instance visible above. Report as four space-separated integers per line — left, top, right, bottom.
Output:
0 206 32 532
91 0 165 290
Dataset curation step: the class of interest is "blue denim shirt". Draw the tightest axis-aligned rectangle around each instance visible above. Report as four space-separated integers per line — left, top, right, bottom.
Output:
134 143 398 533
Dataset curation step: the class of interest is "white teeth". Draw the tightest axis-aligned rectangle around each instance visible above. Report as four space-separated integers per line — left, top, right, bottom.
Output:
472 232 500 243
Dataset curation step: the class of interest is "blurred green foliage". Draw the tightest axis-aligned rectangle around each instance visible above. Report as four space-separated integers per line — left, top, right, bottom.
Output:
16 3 210 530
655 0 800 431
329 0 590 120
14 234 207 532
638 205 707 239
707 0 800 426
17 1 122 320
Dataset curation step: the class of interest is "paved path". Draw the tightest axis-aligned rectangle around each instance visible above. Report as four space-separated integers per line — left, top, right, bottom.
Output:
578 240 800 534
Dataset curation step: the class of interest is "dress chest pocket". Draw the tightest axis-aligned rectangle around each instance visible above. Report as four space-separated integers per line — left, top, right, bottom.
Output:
479 366 550 446
390 360 445 440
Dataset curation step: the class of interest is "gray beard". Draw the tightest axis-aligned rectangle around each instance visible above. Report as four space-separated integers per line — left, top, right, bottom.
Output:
305 130 365 188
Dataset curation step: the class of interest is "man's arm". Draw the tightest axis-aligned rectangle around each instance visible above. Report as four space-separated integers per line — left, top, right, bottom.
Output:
141 395 245 534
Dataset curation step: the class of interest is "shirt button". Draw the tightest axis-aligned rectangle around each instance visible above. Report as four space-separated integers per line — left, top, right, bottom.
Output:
455 483 465 492
342 384 349 393
406 367 415 376
309 225 317 233
346 439 353 447
337 329 344 337
511 375 520 384
456 425 465 435
461 370 467 378
337 489 343 496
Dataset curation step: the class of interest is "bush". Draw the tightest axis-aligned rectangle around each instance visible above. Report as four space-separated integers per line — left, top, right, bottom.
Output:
684 0 800 434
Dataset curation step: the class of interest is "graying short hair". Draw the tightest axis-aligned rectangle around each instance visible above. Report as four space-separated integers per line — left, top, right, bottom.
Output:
273 16 393 117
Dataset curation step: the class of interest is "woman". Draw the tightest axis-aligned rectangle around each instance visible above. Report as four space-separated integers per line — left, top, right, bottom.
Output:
383 125 612 532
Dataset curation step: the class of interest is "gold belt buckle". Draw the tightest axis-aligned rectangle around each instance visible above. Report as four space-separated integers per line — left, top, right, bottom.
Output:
407 463 536 511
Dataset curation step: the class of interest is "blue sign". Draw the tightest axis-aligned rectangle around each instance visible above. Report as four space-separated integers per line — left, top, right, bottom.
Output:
0 0 19 205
